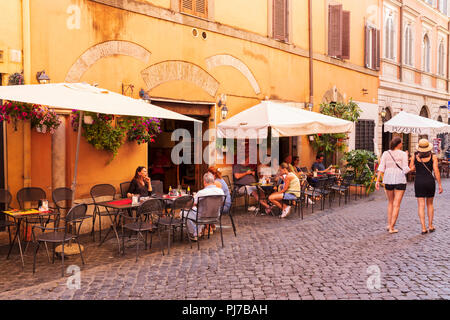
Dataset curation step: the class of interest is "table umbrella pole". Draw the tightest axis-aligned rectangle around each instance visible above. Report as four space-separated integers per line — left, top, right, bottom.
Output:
71 111 84 202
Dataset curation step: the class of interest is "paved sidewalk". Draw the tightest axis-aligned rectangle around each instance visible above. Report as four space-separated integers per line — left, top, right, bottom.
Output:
0 179 449 300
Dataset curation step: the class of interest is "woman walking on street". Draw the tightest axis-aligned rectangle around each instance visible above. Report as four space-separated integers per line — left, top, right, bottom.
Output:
409 139 444 235
376 137 411 233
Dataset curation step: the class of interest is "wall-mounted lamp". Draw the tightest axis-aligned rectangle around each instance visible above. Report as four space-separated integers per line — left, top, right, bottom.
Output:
36 70 50 84
362 88 368 95
139 88 151 103
307 103 313 112
218 94 228 120
380 107 387 119
122 83 134 96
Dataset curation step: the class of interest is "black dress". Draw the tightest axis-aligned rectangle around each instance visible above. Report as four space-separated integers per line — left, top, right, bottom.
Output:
414 156 435 198
127 179 150 197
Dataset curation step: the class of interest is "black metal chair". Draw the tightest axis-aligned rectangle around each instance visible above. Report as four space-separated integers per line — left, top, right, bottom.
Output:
282 183 307 220
158 195 194 254
0 189 14 245
185 195 225 250
52 187 75 226
319 176 336 210
305 178 327 213
331 174 354 206
120 199 164 261
151 180 163 196
90 184 117 242
120 181 131 198
33 204 89 277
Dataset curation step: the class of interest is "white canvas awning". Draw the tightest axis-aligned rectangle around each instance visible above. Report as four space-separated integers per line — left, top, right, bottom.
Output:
0 83 201 122
0 83 201 200
384 111 450 135
217 100 353 139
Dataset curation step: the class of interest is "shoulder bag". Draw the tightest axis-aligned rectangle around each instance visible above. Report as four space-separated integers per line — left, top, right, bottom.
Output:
387 151 407 177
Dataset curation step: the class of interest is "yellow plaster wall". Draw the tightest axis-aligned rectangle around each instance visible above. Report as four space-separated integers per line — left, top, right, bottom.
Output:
0 0 23 76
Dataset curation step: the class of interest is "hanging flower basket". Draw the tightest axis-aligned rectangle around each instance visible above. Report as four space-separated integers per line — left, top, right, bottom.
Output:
36 125 47 133
84 115 94 124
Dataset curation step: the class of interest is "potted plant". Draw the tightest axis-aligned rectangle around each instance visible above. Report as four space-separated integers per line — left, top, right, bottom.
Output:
119 116 161 145
0 101 36 130
342 149 377 194
31 107 62 134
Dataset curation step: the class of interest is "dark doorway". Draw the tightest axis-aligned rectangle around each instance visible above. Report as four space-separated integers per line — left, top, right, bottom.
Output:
0 74 5 229
382 108 393 153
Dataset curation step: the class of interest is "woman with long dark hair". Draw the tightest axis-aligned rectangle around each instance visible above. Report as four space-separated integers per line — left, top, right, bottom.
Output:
376 137 410 233
409 139 443 234
127 166 152 198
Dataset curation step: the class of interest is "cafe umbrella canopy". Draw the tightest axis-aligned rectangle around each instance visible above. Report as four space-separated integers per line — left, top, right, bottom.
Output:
383 111 450 135
0 83 202 200
217 100 354 139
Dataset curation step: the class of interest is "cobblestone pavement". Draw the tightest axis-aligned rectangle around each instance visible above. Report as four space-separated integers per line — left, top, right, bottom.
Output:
0 179 449 300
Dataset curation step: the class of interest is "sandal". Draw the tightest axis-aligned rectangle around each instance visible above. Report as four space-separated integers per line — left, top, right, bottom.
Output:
388 229 398 234
421 230 428 235
428 227 435 233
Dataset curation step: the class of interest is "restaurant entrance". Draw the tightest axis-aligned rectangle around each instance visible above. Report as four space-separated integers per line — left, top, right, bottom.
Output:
148 99 212 192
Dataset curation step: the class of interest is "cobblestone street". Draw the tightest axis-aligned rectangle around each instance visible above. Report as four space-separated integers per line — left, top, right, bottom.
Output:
0 180 449 300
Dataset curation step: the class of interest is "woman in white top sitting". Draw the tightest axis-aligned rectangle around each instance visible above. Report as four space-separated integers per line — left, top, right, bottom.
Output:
375 137 411 234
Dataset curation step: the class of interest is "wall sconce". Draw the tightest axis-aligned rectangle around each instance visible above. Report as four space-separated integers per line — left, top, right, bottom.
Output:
218 94 228 120
362 88 368 95
380 107 387 119
36 71 50 84
122 83 134 96
139 88 151 103
307 103 313 112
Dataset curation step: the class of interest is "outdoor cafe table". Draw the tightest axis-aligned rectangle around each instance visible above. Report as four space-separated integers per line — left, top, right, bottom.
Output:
95 195 186 253
4 209 58 268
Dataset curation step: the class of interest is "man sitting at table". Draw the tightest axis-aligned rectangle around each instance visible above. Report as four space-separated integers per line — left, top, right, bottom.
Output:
269 163 301 218
183 173 224 241
312 154 332 173
233 154 271 213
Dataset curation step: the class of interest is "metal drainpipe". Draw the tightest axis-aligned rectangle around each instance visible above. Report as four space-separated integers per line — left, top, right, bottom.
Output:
308 0 314 109
22 0 32 188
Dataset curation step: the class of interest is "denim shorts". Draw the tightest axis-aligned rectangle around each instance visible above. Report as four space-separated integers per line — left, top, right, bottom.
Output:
283 193 297 200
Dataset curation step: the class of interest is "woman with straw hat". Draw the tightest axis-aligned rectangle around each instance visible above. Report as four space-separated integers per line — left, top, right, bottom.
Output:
409 139 443 235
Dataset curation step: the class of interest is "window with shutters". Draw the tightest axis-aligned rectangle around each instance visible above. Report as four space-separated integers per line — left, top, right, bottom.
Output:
365 25 381 70
438 40 445 76
355 120 375 152
328 4 350 60
272 0 289 42
423 34 431 73
180 0 208 19
404 24 414 66
384 14 396 60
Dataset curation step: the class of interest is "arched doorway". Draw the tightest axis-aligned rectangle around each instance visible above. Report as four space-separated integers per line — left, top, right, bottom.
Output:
382 107 393 152
419 106 430 140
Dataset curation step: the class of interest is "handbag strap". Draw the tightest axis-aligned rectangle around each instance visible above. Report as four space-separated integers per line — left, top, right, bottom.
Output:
387 151 404 171
417 155 436 180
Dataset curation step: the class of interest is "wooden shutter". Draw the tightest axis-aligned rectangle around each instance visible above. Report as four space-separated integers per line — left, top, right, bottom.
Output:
328 4 343 57
375 29 381 70
341 11 350 59
180 0 207 18
273 0 288 42
365 26 370 68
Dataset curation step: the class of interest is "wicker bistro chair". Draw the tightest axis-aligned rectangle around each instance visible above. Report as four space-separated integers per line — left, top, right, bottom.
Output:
185 195 226 250
330 174 354 206
119 199 164 261
157 195 194 255
90 184 118 242
120 182 131 199
318 176 336 210
0 189 14 245
32 204 89 277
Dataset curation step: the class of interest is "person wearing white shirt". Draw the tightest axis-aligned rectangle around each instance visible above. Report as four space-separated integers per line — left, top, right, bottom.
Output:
376 137 411 234
183 172 224 240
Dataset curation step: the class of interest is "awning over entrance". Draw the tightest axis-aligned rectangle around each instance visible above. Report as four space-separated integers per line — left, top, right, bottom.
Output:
384 111 450 136
217 100 354 139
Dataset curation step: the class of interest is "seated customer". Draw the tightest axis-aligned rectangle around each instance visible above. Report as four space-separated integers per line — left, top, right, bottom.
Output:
127 166 152 198
269 163 301 218
183 173 224 241
208 166 231 214
312 154 332 173
233 155 270 213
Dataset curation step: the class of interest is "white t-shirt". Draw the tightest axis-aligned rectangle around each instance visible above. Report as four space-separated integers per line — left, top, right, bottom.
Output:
378 150 410 184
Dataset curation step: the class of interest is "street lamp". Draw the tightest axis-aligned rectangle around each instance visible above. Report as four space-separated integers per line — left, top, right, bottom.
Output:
139 88 151 103
380 107 387 119
36 71 50 84
218 94 228 120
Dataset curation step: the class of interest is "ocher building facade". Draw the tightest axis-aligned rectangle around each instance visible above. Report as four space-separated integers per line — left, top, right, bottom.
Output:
1 0 380 212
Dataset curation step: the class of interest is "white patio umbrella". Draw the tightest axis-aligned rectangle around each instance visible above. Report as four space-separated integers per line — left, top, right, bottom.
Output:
384 111 450 135
0 83 201 199
217 100 353 139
